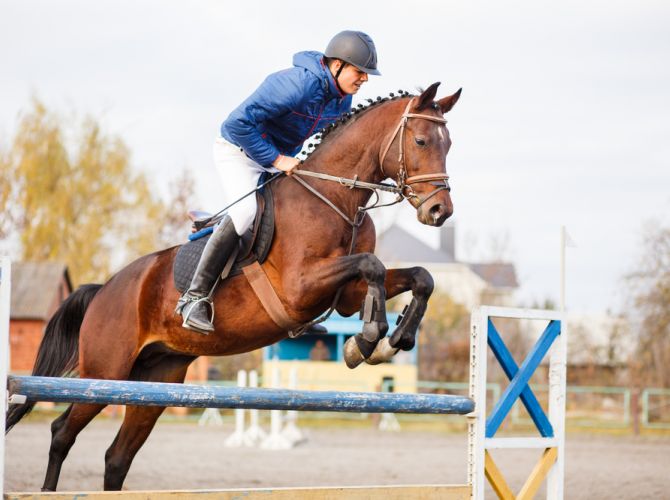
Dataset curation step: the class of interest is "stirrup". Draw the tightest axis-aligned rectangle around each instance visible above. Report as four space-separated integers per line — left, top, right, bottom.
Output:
180 296 215 332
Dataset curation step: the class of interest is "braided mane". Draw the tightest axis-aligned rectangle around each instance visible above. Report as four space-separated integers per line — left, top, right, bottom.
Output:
300 90 416 161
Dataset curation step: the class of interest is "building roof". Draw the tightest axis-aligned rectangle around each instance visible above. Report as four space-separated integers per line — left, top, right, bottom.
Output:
469 263 519 289
10 261 72 320
376 224 518 289
376 224 454 263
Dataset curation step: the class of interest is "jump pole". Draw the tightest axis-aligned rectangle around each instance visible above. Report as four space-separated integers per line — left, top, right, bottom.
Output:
7 376 475 415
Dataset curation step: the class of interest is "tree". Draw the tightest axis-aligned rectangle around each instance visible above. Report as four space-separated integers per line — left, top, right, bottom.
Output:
626 221 670 387
418 291 471 382
0 98 195 285
157 169 197 249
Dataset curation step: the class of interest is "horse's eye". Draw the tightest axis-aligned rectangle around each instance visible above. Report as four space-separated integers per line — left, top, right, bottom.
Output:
415 138 426 147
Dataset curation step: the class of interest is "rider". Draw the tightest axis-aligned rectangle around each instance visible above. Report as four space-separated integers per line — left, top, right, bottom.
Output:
176 30 381 333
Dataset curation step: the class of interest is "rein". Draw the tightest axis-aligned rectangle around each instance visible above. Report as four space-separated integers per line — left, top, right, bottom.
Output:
287 175 402 337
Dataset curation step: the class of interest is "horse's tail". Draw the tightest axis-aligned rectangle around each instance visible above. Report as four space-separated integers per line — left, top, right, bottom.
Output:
5 283 103 433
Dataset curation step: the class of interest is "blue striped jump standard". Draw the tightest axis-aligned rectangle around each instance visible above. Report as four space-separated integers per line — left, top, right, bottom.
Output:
486 318 561 438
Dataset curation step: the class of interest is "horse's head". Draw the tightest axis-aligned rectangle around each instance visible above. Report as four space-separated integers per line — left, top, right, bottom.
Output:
379 82 461 226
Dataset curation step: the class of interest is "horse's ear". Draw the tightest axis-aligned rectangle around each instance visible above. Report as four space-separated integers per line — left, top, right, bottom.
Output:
438 88 462 114
415 82 441 111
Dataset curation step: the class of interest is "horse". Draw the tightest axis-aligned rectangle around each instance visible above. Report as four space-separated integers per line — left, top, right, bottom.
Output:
6 82 461 491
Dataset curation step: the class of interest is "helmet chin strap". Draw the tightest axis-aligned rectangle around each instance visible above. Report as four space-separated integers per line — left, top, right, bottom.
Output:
333 61 347 95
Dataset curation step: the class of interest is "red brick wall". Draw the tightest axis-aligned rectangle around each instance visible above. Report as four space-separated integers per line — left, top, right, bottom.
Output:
9 320 45 373
9 272 72 373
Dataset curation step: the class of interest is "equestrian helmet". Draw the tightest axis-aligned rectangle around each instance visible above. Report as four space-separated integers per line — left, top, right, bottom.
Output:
325 30 381 75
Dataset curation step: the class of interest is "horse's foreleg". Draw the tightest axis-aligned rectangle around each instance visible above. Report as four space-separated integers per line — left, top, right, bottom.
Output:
335 266 434 366
367 266 434 364
299 253 389 369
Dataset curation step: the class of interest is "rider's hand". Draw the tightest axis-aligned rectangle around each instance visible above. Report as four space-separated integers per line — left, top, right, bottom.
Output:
273 155 300 176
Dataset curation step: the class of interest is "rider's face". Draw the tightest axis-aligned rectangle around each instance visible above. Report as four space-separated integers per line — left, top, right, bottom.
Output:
333 62 369 95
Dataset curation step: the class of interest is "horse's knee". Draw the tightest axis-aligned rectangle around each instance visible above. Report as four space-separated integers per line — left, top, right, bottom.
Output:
358 253 386 283
411 267 434 297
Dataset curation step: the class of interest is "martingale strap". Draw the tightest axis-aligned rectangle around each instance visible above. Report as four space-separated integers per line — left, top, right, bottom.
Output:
242 261 298 331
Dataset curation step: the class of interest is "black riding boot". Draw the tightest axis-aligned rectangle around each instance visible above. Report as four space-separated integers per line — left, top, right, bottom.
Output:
176 215 239 333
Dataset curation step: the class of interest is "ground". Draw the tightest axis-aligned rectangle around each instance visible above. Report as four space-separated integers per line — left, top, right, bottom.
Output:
4 420 669 498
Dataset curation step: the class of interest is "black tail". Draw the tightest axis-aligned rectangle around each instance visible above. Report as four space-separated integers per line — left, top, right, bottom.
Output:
5 283 103 433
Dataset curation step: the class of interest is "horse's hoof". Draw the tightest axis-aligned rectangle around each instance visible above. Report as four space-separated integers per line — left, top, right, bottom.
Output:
365 337 399 365
343 337 365 369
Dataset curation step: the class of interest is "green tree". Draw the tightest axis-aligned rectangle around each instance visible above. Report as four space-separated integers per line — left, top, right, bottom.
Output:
0 99 194 285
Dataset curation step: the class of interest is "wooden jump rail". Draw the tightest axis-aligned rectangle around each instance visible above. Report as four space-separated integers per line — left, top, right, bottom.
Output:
7 376 475 414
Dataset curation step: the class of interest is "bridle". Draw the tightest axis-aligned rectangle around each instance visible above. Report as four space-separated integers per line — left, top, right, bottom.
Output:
378 97 451 209
294 96 451 211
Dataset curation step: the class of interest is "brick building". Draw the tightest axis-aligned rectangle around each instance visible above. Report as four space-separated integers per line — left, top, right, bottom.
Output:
9 261 72 372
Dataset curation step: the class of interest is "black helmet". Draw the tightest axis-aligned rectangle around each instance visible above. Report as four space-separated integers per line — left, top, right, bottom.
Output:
325 30 380 76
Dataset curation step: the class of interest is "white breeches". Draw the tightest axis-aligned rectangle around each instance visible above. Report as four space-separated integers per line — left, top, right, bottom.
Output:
213 137 278 236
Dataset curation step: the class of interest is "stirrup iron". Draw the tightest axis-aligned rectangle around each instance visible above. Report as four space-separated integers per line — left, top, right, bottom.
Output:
180 295 215 332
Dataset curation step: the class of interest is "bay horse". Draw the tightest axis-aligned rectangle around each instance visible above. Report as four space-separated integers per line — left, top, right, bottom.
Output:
6 82 461 491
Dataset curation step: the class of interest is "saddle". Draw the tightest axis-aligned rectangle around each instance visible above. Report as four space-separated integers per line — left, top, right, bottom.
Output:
172 185 275 294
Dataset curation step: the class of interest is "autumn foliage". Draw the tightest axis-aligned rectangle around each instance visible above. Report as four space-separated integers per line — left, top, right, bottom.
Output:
0 99 195 285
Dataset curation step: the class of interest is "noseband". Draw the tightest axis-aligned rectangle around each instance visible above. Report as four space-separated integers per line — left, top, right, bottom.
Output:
379 98 451 208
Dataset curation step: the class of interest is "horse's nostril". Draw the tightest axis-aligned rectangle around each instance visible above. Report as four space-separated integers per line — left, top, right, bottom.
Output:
430 204 443 216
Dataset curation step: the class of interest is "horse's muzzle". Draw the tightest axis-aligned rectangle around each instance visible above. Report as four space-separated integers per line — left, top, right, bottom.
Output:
417 201 453 226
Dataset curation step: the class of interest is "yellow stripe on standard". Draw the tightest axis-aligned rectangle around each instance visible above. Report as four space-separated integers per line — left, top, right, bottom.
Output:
517 447 558 500
484 450 515 500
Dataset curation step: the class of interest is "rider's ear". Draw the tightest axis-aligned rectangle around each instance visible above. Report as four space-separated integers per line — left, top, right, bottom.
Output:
415 82 441 111
437 88 462 114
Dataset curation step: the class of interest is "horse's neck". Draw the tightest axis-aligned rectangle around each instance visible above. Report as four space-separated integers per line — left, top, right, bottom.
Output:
298 110 395 215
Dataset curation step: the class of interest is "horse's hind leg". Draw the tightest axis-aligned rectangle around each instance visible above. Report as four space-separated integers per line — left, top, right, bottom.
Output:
42 403 106 491
103 405 167 490
103 361 191 491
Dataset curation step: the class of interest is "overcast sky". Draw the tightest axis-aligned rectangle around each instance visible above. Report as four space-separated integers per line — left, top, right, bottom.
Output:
2 0 668 315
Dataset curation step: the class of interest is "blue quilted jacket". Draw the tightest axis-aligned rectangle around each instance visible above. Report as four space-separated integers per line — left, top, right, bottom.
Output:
221 51 352 167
